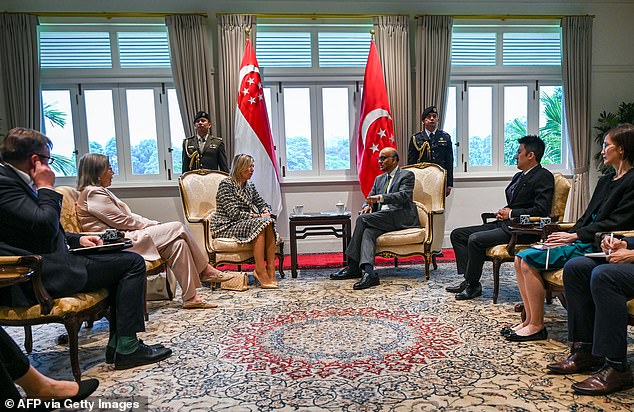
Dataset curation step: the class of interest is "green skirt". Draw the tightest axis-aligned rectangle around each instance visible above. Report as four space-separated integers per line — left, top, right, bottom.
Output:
516 241 594 271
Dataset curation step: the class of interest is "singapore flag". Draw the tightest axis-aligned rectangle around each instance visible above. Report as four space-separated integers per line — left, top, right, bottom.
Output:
234 39 282 215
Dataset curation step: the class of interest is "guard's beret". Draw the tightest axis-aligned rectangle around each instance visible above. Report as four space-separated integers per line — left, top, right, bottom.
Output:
421 106 437 121
193 111 210 123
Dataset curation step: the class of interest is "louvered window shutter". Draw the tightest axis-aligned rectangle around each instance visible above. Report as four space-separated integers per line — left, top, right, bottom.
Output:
502 32 561 66
40 32 112 68
118 32 171 68
318 32 371 67
256 32 312 67
451 32 497 66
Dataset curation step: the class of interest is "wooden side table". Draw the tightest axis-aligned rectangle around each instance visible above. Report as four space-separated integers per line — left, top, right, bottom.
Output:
289 213 352 278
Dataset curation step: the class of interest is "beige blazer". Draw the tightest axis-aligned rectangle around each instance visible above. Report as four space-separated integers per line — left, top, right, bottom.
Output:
76 185 166 260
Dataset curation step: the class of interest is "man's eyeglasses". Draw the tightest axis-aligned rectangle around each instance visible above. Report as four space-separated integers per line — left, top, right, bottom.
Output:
378 155 395 161
34 153 56 165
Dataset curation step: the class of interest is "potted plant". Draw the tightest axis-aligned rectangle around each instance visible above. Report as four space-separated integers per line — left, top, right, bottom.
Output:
594 101 634 173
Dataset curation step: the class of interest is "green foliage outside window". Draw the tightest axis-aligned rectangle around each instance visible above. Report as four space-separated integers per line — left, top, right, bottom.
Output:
503 87 563 166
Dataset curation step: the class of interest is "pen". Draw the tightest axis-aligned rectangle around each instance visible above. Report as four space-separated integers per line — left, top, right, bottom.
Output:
608 232 614 256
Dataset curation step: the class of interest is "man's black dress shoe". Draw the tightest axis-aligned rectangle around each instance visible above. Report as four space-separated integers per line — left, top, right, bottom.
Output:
114 342 172 370
572 365 634 396
505 327 548 342
106 340 165 364
330 267 362 280
446 280 468 293
353 273 380 290
455 283 482 300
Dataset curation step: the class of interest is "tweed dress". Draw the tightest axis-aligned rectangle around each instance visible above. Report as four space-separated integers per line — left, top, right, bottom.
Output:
209 177 276 243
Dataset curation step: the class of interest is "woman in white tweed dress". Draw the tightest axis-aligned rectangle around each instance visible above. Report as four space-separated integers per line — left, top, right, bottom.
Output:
209 154 278 288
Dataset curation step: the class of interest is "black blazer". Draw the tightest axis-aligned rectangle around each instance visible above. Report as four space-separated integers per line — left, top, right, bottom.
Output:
570 170 634 243
505 165 555 218
364 167 420 229
181 135 229 173
0 163 93 306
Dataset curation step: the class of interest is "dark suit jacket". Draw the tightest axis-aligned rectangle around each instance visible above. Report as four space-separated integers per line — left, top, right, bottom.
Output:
569 170 634 243
364 167 420 229
181 135 229 173
407 129 454 187
504 165 554 219
0 163 92 306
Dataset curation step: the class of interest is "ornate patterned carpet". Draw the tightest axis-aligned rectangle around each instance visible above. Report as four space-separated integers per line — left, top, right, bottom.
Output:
7 263 634 411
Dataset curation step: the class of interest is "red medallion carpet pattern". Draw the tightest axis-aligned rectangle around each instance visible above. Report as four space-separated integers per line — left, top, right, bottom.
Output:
222 307 462 381
6 263 634 411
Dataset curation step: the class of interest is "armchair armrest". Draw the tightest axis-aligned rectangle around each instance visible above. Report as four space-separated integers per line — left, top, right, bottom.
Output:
0 255 53 314
481 212 496 224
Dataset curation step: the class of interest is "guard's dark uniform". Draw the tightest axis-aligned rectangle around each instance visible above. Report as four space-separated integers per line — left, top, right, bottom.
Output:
407 129 454 187
181 135 229 173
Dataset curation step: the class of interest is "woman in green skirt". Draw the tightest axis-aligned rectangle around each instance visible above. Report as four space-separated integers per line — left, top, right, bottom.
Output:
504 124 634 342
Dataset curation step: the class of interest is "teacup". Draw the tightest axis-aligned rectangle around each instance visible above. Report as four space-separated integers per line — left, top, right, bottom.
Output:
336 201 345 215
539 217 552 228
293 205 304 215
519 215 531 225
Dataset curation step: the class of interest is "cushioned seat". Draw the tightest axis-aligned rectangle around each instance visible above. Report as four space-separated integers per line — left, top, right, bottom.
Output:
374 163 446 279
179 169 285 276
0 255 109 382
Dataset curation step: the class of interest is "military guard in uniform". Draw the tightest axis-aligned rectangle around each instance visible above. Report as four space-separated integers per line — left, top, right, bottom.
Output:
407 106 454 195
182 111 229 173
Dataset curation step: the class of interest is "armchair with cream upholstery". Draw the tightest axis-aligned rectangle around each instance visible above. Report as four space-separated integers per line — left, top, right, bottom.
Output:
374 163 446 279
483 172 571 303
178 169 285 277
0 255 109 382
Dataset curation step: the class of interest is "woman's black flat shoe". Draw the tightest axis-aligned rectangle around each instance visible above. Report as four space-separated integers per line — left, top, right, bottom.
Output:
500 326 513 337
505 328 548 342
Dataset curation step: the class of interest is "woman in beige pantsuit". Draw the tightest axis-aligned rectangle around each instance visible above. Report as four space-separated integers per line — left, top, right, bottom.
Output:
75 153 232 309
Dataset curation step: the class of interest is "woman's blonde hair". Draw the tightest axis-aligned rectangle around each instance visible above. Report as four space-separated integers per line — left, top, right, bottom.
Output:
77 153 110 190
230 153 254 182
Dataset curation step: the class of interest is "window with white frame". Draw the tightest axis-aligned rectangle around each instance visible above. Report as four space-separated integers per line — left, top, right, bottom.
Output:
256 21 372 180
445 22 568 174
38 23 185 184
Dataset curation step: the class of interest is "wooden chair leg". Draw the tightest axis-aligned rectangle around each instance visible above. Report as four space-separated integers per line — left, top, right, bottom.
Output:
165 266 174 301
545 286 553 304
64 320 82 383
492 260 502 304
424 253 431 280
277 253 286 278
24 326 33 353
394 257 399 267
432 254 438 270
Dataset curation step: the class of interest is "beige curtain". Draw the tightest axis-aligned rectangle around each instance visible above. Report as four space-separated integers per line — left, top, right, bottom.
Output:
374 16 411 154
166 15 216 137
217 15 256 159
414 15 453 129
561 16 593 221
0 13 40 130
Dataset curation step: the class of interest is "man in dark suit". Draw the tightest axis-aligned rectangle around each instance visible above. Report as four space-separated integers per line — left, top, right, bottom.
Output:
447 135 554 300
181 111 229 173
408 106 454 195
0 127 171 370
330 147 420 290
547 236 634 395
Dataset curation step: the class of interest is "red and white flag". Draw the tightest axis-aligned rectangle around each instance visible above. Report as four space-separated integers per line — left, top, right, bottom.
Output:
234 39 282 215
356 39 396 197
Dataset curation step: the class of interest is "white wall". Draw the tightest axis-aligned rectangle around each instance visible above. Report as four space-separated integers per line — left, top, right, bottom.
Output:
3 0 634 252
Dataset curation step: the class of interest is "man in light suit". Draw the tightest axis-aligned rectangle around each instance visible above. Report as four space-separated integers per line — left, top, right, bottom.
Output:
330 147 421 290
446 135 554 300
0 127 171 370
181 111 229 173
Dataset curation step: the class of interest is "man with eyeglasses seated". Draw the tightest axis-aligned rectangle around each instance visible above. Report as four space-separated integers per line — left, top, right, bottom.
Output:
0 127 171 370
330 147 420 290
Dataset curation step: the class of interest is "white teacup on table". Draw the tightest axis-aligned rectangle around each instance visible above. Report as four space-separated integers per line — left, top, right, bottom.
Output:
293 205 304 215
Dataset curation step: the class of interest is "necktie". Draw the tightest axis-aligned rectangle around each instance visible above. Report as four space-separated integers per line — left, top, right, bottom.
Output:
505 174 523 201
377 175 392 210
